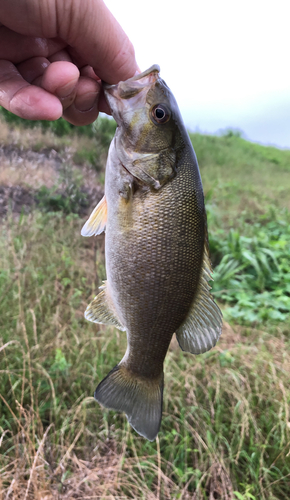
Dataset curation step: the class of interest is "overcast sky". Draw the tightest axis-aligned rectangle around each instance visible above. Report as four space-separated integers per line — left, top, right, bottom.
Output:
105 0 290 149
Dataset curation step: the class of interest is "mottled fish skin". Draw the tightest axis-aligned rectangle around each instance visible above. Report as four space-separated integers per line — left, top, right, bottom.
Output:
82 65 222 441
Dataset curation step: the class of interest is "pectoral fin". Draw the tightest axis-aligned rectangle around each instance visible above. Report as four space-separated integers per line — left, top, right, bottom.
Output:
176 243 223 354
125 148 176 190
85 282 125 331
81 195 107 237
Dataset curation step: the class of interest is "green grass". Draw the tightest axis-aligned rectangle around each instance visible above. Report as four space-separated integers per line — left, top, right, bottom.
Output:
191 132 290 226
0 211 290 499
209 209 290 324
0 107 116 169
35 164 89 214
0 121 290 498
192 132 290 326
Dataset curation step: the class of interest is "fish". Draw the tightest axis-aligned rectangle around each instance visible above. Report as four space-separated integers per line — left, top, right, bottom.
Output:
81 65 222 441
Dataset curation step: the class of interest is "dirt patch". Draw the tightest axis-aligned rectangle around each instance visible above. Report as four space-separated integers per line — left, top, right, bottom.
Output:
0 144 63 188
0 183 104 216
0 144 104 216
0 185 36 215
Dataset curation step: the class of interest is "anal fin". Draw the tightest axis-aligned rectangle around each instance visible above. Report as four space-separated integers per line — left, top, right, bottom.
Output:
81 195 107 237
85 283 125 331
176 244 223 354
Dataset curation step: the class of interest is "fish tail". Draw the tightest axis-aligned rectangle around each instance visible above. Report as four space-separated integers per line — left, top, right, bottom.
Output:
94 364 164 441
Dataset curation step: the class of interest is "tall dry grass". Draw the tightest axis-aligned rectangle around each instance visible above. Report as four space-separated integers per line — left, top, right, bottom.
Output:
0 212 290 499
1 121 290 498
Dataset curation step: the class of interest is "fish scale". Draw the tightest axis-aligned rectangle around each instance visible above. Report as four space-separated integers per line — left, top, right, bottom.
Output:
81 65 222 440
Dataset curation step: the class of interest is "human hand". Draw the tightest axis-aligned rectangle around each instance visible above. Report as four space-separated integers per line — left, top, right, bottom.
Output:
0 0 138 125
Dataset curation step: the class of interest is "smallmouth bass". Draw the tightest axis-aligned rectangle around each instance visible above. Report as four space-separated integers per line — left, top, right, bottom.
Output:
82 65 222 441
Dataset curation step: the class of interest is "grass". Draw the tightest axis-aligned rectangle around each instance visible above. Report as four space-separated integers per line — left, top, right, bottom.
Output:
0 109 114 170
191 132 290 225
1 213 290 499
0 118 290 498
209 209 290 324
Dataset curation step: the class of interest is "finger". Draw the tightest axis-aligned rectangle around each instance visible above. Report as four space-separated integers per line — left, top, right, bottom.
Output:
0 1 138 84
57 0 139 84
77 67 111 115
63 76 101 126
80 65 101 82
0 26 65 63
49 49 72 63
80 66 111 116
0 59 62 120
40 60 79 110
98 90 111 115
17 56 50 83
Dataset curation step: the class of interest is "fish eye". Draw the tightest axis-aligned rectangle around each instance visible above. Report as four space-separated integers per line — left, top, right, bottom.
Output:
151 104 170 124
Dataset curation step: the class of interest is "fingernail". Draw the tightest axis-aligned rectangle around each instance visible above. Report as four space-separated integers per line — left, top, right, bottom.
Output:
75 91 99 112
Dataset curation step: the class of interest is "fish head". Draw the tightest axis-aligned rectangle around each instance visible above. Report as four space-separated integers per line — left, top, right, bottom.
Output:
103 65 185 155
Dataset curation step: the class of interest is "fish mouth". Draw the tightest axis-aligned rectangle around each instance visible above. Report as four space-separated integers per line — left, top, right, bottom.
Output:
102 65 160 91
103 65 161 124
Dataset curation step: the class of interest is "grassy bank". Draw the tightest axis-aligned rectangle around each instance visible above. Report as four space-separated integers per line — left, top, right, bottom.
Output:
1 213 290 499
0 114 290 498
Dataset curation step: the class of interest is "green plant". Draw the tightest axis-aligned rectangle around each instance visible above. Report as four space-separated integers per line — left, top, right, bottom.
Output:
210 209 290 324
93 115 117 149
219 127 244 138
36 165 88 214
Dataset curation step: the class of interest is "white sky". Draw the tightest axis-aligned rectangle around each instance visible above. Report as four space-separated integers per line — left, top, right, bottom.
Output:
105 0 290 148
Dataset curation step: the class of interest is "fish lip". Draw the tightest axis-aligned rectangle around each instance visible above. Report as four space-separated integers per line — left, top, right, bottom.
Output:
103 64 161 125
102 64 160 90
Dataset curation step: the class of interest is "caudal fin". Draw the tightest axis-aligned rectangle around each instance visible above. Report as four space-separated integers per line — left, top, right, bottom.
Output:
94 364 164 441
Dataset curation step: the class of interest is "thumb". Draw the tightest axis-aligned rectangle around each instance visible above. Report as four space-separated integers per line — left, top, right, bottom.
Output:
57 0 138 84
